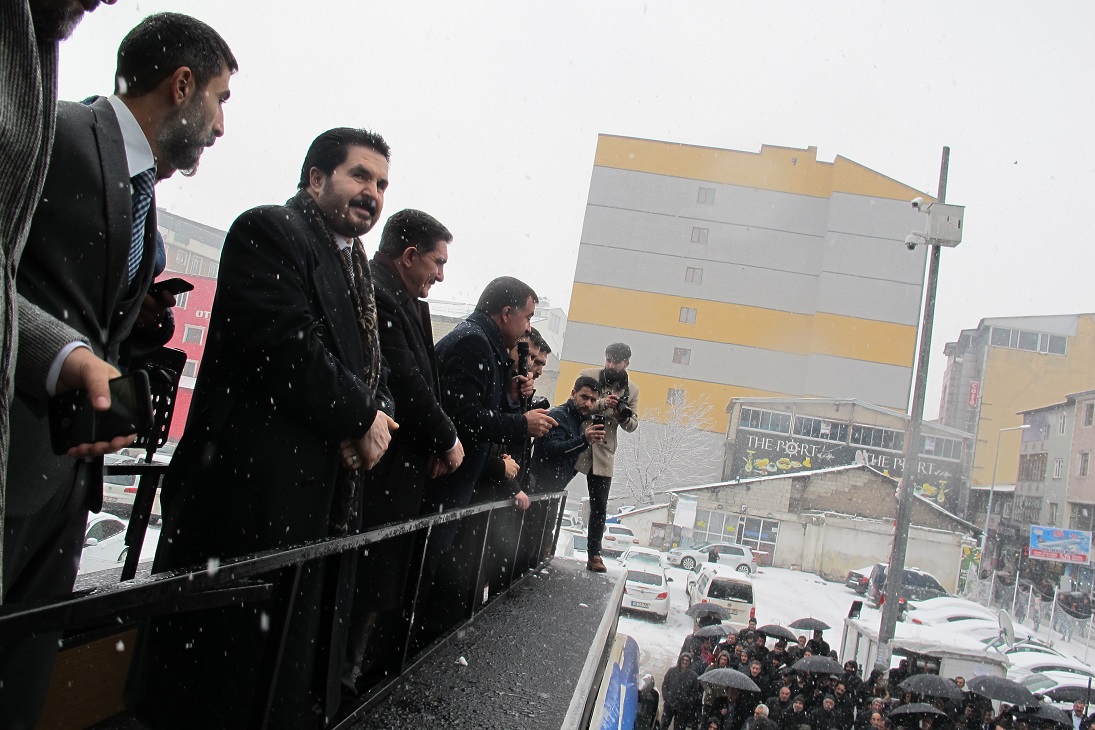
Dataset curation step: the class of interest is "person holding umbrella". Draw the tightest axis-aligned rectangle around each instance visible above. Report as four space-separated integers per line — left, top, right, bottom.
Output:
806 628 831 656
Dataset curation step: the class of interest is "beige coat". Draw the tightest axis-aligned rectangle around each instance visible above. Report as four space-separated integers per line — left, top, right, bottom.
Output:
574 366 640 478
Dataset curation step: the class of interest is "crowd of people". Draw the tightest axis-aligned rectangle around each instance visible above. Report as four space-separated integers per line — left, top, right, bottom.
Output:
1 3 638 729
659 617 1088 730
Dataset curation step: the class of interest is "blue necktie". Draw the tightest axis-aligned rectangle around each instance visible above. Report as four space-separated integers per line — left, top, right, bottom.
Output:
128 168 156 285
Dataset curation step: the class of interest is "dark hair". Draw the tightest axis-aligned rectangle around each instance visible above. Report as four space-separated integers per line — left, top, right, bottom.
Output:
529 327 551 355
605 342 632 360
378 209 451 257
573 376 600 394
115 13 237 97
298 128 391 190
475 276 537 316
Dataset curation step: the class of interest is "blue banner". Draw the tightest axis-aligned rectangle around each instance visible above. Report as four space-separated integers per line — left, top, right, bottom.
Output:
1029 525 1092 564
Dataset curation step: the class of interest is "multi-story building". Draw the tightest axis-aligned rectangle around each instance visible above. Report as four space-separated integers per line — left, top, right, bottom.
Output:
722 397 972 513
556 135 934 475
939 314 1095 493
1067 390 1095 533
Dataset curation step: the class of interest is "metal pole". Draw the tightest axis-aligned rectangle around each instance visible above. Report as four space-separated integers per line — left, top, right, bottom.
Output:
1013 551 1023 617
876 147 950 672
982 425 1029 556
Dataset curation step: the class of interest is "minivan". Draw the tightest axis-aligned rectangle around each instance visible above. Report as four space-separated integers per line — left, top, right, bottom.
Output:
686 564 756 628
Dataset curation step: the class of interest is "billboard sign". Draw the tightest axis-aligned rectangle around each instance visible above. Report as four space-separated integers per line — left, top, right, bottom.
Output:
1028 525 1091 564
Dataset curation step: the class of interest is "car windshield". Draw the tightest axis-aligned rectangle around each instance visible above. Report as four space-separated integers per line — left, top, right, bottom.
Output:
104 474 136 486
572 535 587 551
626 553 660 565
708 579 753 603
627 571 663 587
1022 674 1057 692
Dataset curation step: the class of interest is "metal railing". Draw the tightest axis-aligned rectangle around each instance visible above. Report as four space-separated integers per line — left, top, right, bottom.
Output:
0 462 568 729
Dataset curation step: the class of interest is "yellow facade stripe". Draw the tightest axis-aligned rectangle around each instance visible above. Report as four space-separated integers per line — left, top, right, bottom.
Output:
568 283 917 367
593 135 931 203
553 361 792 434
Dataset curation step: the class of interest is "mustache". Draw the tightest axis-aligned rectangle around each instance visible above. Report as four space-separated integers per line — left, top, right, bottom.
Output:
349 197 377 216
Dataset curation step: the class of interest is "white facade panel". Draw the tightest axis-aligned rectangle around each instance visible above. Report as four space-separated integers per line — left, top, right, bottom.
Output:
801 353 912 410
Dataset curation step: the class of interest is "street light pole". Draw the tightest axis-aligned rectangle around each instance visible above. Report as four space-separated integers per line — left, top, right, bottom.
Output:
875 147 954 673
982 425 1031 553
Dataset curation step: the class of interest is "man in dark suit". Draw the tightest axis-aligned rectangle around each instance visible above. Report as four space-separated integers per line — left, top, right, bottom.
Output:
1 13 236 726
342 208 463 691
128 127 398 729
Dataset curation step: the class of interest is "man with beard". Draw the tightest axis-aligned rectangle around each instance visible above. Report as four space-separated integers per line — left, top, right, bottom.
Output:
2 11 234 726
341 208 462 692
127 127 397 728
765 686 795 727
530 376 605 491
576 342 639 572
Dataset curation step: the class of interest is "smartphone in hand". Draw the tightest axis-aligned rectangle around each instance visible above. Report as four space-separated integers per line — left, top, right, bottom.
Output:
148 277 194 297
48 371 154 455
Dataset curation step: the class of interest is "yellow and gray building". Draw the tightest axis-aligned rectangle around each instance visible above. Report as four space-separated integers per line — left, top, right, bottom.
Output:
556 135 934 446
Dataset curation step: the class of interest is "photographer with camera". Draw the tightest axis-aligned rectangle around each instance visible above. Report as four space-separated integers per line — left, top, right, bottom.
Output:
575 342 639 572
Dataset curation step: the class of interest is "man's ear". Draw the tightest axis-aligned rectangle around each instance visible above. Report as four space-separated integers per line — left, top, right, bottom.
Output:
168 66 195 106
400 246 418 268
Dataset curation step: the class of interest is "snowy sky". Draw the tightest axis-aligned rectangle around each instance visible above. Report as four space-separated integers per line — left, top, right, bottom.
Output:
55 1 1095 418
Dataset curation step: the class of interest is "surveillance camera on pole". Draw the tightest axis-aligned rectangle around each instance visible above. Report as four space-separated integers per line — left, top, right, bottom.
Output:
905 197 965 251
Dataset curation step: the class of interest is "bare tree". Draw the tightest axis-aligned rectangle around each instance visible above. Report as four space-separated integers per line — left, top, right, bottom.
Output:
614 393 721 505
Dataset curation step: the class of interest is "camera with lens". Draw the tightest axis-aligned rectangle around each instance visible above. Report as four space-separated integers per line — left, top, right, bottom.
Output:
616 395 633 422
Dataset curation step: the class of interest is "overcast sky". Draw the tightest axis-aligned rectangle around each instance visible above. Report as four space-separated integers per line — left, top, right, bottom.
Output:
56 1 1095 419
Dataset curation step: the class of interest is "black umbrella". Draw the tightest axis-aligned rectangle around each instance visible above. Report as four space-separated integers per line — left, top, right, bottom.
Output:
888 702 948 719
791 655 845 674
966 675 1037 706
695 624 731 639
698 668 761 693
686 603 734 620
789 617 831 631
1017 702 1071 728
758 624 797 642
897 674 964 702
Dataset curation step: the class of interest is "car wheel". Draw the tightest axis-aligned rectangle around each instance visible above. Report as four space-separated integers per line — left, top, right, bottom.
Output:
681 556 696 571
736 563 751 574
658 613 668 623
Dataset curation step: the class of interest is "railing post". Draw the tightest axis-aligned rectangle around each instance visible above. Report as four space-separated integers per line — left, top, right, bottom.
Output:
469 510 495 618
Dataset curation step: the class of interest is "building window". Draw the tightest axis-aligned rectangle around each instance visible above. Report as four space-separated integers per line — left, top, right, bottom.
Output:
187 255 203 275
1081 452 1091 478
1049 503 1059 525
919 435 962 461
206 262 219 278
1018 453 1048 482
697 187 715 205
1084 403 1095 428
672 347 691 365
182 360 198 378
692 508 736 545
174 249 189 266
989 326 1067 355
174 290 189 309
1054 458 1065 479
850 424 905 452
737 515 780 558
667 388 685 406
182 325 205 345
1059 414 1067 435
685 267 703 284
690 227 709 244
679 307 697 325
739 407 792 435
793 416 849 443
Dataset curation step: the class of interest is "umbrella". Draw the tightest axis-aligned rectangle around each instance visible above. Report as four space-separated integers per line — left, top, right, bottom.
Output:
791 655 845 674
966 675 1037 706
897 674 964 702
1017 703 1071 728
888 702 948 719
698 668 761 693
789 617 831 631
757 624 797 642
694 624 731 639
686 604 733 620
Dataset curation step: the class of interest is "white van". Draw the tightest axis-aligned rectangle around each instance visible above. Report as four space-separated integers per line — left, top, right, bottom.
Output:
686 564 755 628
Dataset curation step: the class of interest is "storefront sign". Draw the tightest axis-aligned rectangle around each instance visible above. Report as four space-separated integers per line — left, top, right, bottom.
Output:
1029 525 1091 564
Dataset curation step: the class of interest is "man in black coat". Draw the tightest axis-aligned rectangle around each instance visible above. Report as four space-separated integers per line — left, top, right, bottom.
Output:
661 653 702 730
415 277 556 639
343 209 463 690
3 13 235 726
127 128 397 730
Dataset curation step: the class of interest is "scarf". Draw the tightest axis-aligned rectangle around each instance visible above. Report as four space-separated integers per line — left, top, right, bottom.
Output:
286 190 380 534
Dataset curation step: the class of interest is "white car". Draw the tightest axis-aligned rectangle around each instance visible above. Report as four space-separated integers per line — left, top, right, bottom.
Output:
79 512 161 575
554 527 588 562
622 566 671 622
906 603 998 626
618 546 667 569
667 542 757 574
103 453 165 521
686 564 756 628
1007 652 1095 682
601 524 640 555
1021 670 1095 710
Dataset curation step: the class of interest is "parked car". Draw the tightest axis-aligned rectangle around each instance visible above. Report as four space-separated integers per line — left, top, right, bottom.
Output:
103 453 164 522
866 563 948 607
79 512 161 576
554 528 588 562
560 512 582 530
668 542 756 573
906 603 999 626
981 636 1061 657
1021 670 1095 710
845 565 874 594
601 524 640 556
618 546 667 570
686 564 755 628
622 567 671 622
1006 651 1095 682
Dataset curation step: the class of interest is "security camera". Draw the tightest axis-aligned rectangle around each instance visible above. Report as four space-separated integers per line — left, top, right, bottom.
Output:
911 197 926 210
905 233 922 251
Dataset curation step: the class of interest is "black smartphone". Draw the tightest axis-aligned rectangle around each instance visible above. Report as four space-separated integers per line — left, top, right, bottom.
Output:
148 277 194 297
48 370 154 455
591 414 606 427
